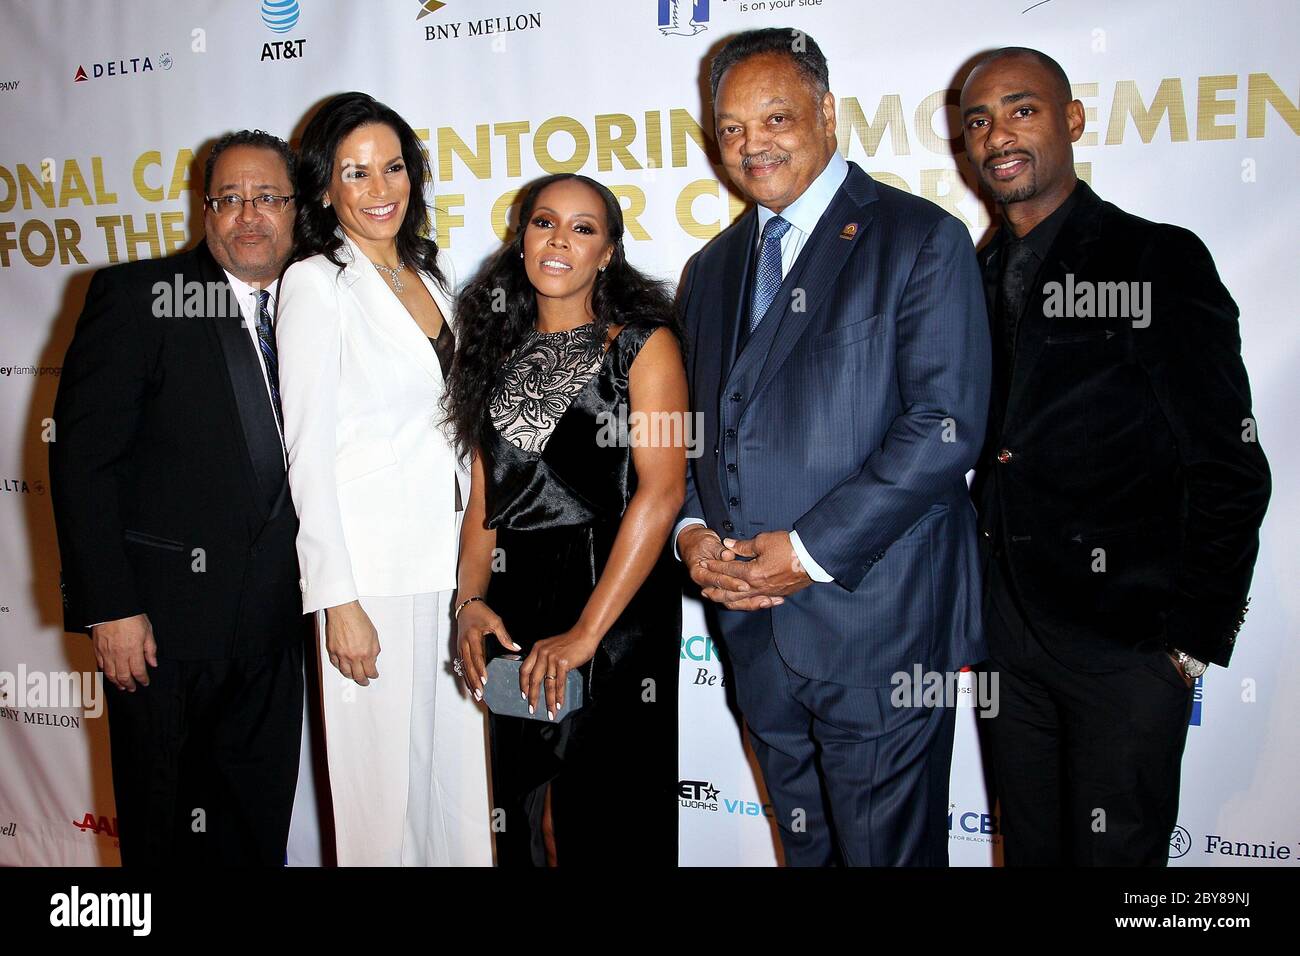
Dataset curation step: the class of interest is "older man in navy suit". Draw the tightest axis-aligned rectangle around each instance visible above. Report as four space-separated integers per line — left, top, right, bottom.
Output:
675 29 992 865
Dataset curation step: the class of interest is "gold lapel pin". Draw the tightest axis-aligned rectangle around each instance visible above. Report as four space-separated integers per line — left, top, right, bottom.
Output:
840 222 858 239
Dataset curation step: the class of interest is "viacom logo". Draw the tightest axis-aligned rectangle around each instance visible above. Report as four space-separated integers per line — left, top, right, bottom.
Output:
658 0 709 36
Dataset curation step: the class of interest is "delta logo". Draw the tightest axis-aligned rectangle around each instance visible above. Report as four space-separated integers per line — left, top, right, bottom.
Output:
74 53 172 83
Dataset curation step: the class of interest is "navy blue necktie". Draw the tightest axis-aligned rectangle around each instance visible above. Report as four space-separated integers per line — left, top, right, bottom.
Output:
750 215 792 332
254 289 284 439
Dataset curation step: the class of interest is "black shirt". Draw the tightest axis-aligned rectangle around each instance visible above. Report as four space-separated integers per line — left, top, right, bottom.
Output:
994 180 1084 363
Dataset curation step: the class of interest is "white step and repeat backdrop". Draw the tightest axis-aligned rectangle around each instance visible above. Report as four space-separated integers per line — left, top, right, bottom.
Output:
0 0 1295 867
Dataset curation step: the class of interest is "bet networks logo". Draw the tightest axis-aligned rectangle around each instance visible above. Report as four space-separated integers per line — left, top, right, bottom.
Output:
679 779 719 811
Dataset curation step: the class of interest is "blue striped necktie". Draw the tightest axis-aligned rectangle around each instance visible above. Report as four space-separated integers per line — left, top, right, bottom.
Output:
254 289 284 439
750 215 792 332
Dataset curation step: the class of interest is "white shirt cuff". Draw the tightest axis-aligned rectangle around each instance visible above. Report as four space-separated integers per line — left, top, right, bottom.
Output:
672 517 708 561
789 530 834 582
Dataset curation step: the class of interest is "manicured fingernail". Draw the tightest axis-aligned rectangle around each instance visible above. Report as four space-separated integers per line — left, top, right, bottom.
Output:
528 705 534 715
473 689 482 701
521 692 527 700
547 710 553 721
723 538 735 547
480 675 487 686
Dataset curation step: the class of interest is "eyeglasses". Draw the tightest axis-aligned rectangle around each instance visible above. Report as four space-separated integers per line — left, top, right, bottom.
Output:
204 194 295 215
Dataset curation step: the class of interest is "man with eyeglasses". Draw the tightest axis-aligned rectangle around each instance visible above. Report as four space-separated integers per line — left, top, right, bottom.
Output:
50 130 307 865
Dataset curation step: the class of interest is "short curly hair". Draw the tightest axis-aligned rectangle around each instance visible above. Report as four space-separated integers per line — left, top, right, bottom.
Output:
203 129 296 197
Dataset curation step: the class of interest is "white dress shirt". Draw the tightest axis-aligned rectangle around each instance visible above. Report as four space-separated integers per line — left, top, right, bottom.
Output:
673 151 850 583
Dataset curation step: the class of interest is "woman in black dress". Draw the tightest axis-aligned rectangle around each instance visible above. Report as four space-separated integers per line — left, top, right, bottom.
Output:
445 174 686 866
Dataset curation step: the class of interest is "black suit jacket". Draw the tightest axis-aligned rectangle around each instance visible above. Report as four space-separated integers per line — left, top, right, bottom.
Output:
50 242 304 659
973 182 1270 667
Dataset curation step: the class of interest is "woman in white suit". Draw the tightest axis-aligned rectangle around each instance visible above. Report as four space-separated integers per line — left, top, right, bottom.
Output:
275 92 491 866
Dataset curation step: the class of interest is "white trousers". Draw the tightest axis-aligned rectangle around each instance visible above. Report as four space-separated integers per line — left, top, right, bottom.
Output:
317 589 493 866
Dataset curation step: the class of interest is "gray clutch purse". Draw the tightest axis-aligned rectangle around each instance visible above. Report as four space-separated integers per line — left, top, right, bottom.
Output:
484 654 585 721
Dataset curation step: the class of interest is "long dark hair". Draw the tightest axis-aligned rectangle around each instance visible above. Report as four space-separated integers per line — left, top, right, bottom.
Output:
444 173 680 456
292 91 446 291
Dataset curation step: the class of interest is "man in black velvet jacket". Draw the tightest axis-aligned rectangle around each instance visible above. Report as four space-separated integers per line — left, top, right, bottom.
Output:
961 48 1271 865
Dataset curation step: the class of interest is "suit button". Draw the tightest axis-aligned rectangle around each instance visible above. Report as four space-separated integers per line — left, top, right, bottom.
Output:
729 496 739 507
996 448 1014 464
727 463 737 473
722 520 734 533
731 392 742 402
725 428 736 439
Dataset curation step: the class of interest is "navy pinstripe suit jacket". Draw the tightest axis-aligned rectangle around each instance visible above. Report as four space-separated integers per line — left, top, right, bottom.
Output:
679 161 992 687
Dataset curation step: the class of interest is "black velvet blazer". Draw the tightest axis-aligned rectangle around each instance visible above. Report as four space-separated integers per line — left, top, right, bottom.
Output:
973 182 1271 666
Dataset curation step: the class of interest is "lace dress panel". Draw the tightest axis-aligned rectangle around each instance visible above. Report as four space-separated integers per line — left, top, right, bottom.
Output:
489 323 605 454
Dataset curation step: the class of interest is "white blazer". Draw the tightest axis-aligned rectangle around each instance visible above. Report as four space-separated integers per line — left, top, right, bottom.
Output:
276 231 464 614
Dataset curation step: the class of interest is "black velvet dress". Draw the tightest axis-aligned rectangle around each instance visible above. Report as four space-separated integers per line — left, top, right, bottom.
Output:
480 320 679 867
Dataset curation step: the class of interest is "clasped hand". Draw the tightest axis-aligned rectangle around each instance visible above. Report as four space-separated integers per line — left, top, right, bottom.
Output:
680 527 812 611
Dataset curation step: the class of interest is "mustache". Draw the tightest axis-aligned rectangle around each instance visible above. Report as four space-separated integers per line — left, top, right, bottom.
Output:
742 152 790 170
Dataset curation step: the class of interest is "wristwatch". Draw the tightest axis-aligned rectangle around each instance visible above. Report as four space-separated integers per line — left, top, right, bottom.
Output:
1172 648 1208 679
